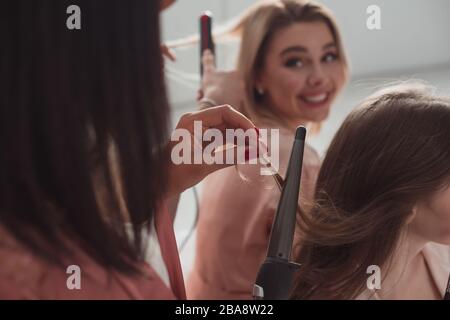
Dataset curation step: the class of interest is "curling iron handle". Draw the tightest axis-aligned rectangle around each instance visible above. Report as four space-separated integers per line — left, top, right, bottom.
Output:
253 257 300 300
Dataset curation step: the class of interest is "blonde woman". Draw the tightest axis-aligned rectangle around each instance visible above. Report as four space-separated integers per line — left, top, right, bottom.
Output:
291 84 450 300
187 0 349 299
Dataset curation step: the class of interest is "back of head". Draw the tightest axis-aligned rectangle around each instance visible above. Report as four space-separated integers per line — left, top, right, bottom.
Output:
0 0 170 272
292 82 450 299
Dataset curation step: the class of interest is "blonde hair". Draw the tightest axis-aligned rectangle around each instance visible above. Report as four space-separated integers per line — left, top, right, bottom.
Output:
235 0 349 129
168 0 349 130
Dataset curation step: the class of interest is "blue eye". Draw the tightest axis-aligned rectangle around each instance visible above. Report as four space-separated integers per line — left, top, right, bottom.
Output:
284 58 304 68
323 53 338 63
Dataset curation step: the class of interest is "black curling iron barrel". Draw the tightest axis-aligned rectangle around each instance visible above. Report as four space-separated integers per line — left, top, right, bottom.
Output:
253 126 306 300
200 11 215 77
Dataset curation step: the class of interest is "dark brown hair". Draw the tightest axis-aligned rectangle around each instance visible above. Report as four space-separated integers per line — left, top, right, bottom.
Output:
0 0 170 272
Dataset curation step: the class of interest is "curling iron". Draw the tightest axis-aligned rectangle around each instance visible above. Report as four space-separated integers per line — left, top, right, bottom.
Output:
200 11 215 77
253 126 306 300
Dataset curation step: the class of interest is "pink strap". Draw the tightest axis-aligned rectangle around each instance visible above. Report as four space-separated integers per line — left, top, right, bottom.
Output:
155 202 186 300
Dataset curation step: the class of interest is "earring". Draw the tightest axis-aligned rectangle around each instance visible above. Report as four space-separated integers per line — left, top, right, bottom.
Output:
257 87 265 95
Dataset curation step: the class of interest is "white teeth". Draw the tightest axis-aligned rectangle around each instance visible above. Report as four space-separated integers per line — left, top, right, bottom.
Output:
302 93 328 103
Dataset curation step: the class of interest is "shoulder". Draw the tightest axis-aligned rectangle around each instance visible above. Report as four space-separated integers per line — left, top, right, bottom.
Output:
0 227 48 299
304 143 321 164
0 225 176 299
303 144 321 174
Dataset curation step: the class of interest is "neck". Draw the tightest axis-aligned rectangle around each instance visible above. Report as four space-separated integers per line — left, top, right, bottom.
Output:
255 102 310 131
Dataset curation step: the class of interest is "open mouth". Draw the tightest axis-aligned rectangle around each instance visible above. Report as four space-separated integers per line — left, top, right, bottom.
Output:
298 92 331 107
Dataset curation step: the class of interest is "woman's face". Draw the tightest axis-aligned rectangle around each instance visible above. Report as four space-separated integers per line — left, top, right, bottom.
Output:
256 21 347 128
411 185 450 245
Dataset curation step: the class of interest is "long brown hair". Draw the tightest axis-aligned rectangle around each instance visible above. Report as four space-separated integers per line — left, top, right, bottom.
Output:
291 83 450 299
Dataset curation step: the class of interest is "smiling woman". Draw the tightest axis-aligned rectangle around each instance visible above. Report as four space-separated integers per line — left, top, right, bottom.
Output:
253 21 346 128
186 0 350 300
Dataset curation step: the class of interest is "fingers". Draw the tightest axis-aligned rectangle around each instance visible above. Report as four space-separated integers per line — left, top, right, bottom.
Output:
197 89 204 102
161 43 176 62
191 105 255 131
202 49 216 75
175 105 259 161
202 145 260 175
213 105 255 131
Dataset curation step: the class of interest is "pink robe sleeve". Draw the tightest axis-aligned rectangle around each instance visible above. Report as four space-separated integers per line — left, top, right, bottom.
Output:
0 202 185 300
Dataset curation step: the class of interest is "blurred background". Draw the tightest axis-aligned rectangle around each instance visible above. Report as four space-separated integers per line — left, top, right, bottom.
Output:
160 0 450 277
